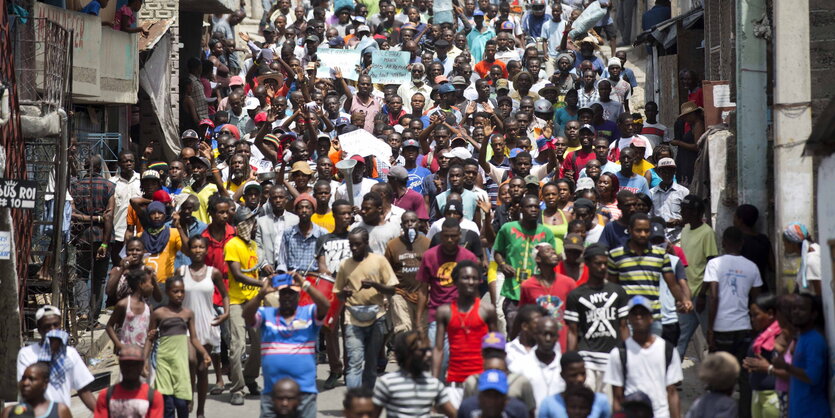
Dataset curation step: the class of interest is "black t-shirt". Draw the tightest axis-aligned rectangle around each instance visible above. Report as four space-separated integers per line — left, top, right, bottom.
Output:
315 232 351 275
429 229 483 261
457 395 529 418
564 282 629 370
741 233 772 291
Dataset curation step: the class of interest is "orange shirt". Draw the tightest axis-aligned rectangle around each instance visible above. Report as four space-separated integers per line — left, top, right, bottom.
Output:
126 205 144 237
474 59 508 79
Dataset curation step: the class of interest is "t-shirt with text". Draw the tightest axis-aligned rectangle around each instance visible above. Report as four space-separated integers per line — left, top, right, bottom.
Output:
564 282 629 370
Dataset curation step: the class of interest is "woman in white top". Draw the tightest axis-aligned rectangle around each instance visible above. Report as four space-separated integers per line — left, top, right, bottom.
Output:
179 236 229 418
782 223 821 295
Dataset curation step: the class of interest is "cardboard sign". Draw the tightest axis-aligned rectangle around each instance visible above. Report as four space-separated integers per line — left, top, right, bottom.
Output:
369 50 411 85
315 48 361 80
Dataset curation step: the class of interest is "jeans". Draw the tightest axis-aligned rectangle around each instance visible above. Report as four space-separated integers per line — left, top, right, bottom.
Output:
344 316 387 389
713 329 753 418
427 320 449 381
229 304 261 394
662 323 681 347
74 241 110 321
260 392 316 418
163 395 189 418
677 309 708 358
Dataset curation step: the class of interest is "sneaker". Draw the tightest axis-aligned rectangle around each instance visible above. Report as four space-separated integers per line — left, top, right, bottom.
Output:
247 382 261 396
230 392 245 406
324 372 342 390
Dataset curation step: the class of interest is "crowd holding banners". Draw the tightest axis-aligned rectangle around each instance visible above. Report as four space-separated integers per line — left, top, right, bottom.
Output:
11 0 833 417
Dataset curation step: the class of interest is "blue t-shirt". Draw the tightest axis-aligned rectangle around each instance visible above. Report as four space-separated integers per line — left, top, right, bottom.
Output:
615 172 650 195
598 220 629 250
537 392 611 418
406 166 432 194
789 329 831 418
80 0 102 15
257 304 321 394
594 120 620 144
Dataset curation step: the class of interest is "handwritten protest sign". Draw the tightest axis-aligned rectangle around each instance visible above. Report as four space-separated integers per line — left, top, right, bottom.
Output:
369 51 411 84
338 129 392 161
316 48 361 80
434 0 453 24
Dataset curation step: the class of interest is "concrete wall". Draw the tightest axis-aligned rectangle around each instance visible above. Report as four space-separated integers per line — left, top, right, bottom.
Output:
810 0 835 122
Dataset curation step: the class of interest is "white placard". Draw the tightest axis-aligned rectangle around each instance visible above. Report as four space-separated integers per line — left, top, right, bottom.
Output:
316 48 362 80
713 84 735 108
0 231 11 260
338 129 393 161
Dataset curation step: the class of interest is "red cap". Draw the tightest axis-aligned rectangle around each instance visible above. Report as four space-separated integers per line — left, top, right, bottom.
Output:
152 189 172 204
254 112 268 123
349 155 366 165
198 119 215 128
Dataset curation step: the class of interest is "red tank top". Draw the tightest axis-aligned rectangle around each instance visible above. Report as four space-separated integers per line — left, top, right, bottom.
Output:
447 298 488 383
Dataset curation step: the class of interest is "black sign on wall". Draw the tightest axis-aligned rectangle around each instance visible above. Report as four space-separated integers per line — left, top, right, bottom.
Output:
0 179 38 209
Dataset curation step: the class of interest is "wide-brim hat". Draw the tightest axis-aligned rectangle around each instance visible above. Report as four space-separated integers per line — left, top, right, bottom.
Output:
256 71 284 84
678 100 703 118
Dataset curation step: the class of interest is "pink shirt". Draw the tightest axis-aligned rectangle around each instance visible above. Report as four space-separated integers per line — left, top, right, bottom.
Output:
113 5 135 31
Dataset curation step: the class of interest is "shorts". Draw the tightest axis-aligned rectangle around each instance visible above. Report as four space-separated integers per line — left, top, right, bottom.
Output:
594 24 617 40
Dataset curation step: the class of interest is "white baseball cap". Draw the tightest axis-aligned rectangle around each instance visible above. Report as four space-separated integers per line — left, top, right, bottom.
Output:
35 305 61 322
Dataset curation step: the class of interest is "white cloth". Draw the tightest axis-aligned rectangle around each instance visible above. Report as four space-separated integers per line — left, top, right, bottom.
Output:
17 344 94 407
604 337 683 418
508 349 565 408
183 265 222 346
505 338 531 371
426 217 480 240
797 243 822 293
110 172 142 242
585 224 604 245
335 178 379 206
703 255 763 332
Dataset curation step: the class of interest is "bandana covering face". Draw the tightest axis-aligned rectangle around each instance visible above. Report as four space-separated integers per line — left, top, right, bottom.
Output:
38 329 69 390
236 218 256 243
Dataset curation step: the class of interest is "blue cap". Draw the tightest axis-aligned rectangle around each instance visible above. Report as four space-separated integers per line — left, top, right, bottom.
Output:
482 332 507 350
478 369 508 394
627 295 653 313
473 9 485 16
271 273 300 291
438 83 456 94
508 148 524 158
335 117 350 127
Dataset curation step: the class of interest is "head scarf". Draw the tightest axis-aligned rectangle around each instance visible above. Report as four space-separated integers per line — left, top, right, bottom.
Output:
220 124 241 140
38 329 70 390
783 223 810 289
141 201 171 254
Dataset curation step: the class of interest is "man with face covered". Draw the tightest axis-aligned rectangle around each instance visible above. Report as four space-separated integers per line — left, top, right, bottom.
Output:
384 211 431 338
242 270 330 418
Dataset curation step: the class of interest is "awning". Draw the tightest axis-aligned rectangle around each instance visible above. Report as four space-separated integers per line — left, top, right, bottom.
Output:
634 7 704 51
139 18 175 51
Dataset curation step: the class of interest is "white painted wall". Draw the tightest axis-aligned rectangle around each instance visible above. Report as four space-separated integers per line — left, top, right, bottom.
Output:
815 154 835 416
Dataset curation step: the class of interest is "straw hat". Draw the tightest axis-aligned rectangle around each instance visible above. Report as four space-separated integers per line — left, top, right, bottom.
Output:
678 100 703 118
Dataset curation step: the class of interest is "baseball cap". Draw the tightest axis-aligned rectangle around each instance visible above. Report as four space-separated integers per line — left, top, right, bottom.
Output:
357 24 371 33
630 136 647 147
229 75 244 87
681 194 704 210
481 332 507 350
438 83 456 94
349 155 366 165
575 177 595 192
199 118 215 128
291 161 314 174
244 96 260 110
449 147 472 160
579 124 596 134
583 243 608 260
508 148 524 159
534 99 552 113
254 112 268 124
450 76 468 86
181 129 200 140
189 156 211 169
401 22 417 31
573 198 595 212
627 295 654 313
402 139 420 148
434 39 450 49
494 79 509 91
656 157 676 168
577 106 594 116
141 170 161 180
500 21 515 30
478 370 509 394
152 189 172 204
242 180 262 193
473 9 485 16
650 222 666 241
444 200 464 214
335 117 350 127
328 36 345 47
262 26 275 33
35 305 61 322
272 273 301 292
434 75 449 84
564 233 585 252
524 174 540 186
607 57 622 68
232 206 256 225
388 166 408 180
305 34 320 43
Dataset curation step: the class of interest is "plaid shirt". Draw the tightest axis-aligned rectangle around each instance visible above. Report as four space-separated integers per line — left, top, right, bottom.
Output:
276 223 327 273
189 74 209 120
578 88 600 108
69 174 115 244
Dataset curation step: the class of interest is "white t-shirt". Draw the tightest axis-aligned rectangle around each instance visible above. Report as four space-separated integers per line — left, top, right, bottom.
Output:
505 338 531 371
335 178 379 205
604 337 683 418
703 254 763 332
17 343 94 407
508 349 564 409
427 217 480 240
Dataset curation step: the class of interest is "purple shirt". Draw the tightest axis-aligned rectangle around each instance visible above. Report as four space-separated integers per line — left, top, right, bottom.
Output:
393 188 429 220
416 246 478 322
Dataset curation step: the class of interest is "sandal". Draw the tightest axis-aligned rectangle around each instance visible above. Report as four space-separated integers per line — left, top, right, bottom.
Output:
209 385 225 395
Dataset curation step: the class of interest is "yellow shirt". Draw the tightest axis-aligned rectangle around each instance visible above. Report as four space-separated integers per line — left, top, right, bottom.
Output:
141 228 182 282
311 212 335 233
183 183 219 224
224 236 261 304
633 159 655 177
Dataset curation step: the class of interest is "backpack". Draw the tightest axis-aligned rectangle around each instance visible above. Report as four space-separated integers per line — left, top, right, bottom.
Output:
617 339 675 386
106 384 156 417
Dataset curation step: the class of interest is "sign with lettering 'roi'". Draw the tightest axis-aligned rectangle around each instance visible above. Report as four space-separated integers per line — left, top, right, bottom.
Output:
0 179 38 210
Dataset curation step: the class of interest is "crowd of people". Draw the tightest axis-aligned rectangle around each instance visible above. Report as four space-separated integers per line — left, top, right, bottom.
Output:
9 0 832 417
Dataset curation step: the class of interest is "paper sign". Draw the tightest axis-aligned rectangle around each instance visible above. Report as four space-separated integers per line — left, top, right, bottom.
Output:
434 0 453 24
316 48 362 80
712 84 735 108
369 51 411 85
338 129 393 161
0 231 10 260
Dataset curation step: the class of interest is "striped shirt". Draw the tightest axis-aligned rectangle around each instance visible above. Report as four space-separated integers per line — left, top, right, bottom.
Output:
255 304 321 394
607 242 673 319
373 371 450 417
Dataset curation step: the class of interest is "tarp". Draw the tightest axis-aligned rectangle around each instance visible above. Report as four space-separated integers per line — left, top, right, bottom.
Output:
138 32 180 162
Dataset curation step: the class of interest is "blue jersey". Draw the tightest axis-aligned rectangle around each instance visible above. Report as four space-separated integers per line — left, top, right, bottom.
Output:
256 304 321 394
